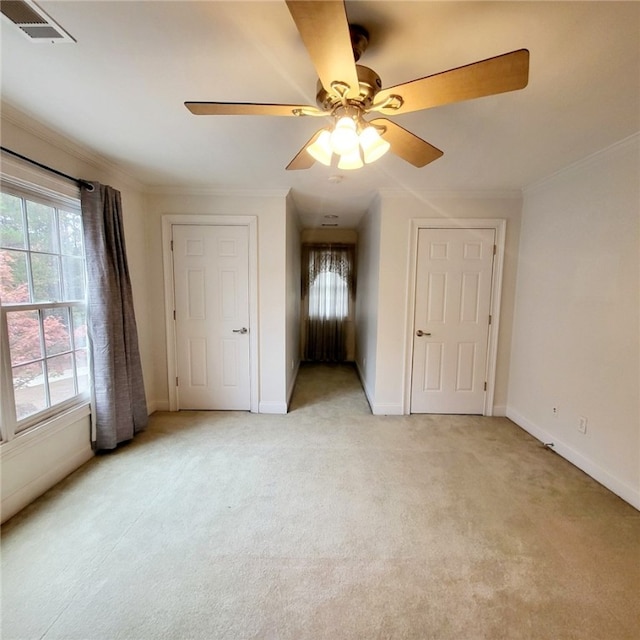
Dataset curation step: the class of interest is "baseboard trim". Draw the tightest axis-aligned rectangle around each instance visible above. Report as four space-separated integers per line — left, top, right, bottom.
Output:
507 407 640 511
352 365 402 415
371 403 403 416
286 361 301 411
148 399 170 414
492 404 507 417
259 401 288 415
355 361 375 414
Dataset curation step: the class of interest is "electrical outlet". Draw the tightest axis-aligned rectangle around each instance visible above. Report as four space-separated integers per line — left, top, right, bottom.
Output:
578 416 588 434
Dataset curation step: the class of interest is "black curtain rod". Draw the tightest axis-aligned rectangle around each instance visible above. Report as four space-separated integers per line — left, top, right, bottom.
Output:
1 146 95 192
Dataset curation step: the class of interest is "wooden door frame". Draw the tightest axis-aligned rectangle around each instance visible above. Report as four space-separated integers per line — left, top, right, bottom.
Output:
404 219 506 416
162 215 259 412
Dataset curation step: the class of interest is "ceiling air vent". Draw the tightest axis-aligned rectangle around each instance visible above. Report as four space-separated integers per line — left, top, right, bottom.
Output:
0 0 75 43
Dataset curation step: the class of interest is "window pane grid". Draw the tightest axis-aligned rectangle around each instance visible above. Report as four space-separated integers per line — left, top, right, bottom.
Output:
1 188 88 435
8 303 88 425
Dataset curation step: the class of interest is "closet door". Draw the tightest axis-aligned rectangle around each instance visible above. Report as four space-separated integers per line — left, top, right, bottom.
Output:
411 228 495 414
172 224 250 410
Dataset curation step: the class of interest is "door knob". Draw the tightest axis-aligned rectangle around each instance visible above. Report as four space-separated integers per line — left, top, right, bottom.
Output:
233 327 248 334
416 330 431 337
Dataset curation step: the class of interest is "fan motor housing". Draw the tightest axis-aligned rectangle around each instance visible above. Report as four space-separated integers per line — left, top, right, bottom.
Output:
316 65 382 112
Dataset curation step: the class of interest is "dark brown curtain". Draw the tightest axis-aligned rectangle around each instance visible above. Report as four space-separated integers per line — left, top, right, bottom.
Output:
302 244 355 362
81 182 147 450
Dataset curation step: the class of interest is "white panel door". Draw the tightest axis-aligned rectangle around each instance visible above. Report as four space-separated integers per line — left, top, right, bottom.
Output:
172 224 250 410
411 228 495 414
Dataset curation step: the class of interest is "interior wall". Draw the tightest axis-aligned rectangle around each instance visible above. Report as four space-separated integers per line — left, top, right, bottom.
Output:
285 192 301 405
300 229 358 244
508 134 640 508
144 189 290 413
369 192 523 415
355 196 381 407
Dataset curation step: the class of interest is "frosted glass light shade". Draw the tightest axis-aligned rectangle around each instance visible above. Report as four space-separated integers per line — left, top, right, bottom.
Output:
359 126 391 164
337 148 364 170
307 130 333 166
330 117 359 155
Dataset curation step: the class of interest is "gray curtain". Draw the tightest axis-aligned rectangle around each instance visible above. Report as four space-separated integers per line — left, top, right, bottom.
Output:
80 182 147 450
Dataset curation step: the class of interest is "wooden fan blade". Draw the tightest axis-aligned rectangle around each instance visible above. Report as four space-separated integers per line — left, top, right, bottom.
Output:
286 130 323 170
185 102 324 117
286 1 359 98
371 118 443 168
373 49 530 116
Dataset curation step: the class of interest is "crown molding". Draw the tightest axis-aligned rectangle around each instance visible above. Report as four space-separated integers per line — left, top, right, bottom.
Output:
377 188 523 200
145 184 290 198
524 132 640 194
1 100 145 192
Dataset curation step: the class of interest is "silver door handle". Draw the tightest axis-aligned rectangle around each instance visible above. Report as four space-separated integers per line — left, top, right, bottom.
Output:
232 327 248 334
416 330 431 337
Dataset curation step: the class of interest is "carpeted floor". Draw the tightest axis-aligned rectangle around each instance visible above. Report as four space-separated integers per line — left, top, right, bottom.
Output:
2 363 639 639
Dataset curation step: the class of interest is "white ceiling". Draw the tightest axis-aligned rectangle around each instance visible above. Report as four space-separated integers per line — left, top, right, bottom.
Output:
1 1 639 228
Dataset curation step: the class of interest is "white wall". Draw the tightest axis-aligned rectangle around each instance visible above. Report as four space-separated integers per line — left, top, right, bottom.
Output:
1 406 92 523
0 107 151 521
285 191 301 405
355 195 381 408
144 189 290 413
361 191 523 415
508 134 640 508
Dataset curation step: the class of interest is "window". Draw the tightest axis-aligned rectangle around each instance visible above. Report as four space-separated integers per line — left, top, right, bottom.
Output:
302 244 355 362
308 270 349 320
0 184 89 439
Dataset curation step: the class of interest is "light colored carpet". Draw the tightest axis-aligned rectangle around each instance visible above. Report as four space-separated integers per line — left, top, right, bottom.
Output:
2 363 639 640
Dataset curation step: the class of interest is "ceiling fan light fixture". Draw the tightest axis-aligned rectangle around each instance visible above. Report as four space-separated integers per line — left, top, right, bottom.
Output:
330 116 359 155
307 129 333 166
337 148 364 171
359 125 390 164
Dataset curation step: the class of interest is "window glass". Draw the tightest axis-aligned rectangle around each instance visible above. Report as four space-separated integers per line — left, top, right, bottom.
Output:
26 201 58 253
72 307 87 349
48 353 75 405
309 271 349 319
61 256 85 300
43 308 72 356
1 187 88 436
0 193 26 249
7 310 44 365
13 362 46 421
75 350 89 394
31 253 61 302
0 249 30 303
59 210 83 256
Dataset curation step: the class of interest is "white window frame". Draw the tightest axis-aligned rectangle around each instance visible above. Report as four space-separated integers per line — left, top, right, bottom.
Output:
0 172 90 444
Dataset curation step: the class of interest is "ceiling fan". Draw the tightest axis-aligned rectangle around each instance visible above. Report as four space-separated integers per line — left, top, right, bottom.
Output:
185 1 529 171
